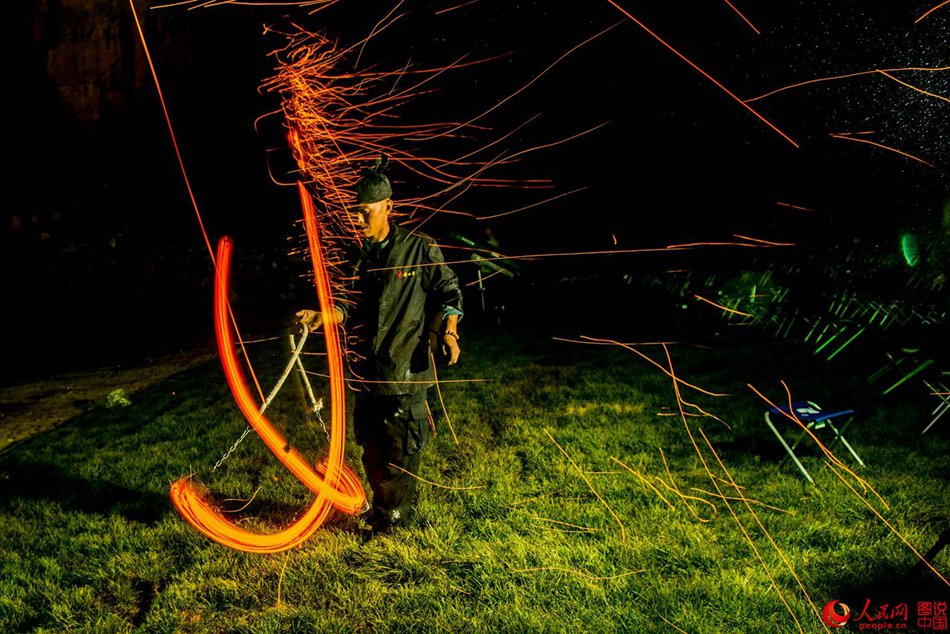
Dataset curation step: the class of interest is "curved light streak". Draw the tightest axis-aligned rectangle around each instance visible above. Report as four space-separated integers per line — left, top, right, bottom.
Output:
170 184 365 553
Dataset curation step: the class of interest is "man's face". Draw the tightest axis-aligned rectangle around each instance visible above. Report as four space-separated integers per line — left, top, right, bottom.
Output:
352 199 392 242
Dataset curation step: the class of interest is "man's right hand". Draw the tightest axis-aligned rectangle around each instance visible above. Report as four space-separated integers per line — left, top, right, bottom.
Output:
295 309 323 332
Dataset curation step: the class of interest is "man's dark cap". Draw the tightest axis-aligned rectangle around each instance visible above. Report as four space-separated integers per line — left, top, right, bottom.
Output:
355 155 392 204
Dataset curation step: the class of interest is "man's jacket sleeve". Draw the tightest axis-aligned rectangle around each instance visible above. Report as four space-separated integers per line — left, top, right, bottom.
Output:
424 240 463 317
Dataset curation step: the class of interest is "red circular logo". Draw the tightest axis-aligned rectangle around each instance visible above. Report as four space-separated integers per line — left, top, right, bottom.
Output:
822 600 851 628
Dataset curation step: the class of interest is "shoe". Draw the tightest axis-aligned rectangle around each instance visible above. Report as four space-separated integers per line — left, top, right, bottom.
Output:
360 507 389 528
359 515 393 542
358 497 371 515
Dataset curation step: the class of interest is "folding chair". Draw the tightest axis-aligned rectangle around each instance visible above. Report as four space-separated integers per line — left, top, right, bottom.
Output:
867 348 934 396
922 378 949 435
764 401 865 484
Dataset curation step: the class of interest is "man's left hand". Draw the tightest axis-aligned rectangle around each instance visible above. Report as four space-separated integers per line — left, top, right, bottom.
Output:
441 333 460 365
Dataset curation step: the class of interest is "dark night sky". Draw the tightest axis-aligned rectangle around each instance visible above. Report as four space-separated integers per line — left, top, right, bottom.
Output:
5 0 948 380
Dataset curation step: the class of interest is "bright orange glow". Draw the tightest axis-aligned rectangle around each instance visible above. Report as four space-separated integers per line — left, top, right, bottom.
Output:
606 0 798 147
170 196 365 553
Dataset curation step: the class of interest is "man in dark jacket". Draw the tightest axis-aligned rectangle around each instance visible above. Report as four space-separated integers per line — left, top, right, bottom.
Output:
297 160 462 535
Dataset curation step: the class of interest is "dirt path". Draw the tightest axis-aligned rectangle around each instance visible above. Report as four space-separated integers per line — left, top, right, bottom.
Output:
0 347 216 452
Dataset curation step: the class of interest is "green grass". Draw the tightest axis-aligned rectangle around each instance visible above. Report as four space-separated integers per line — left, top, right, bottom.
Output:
1 325 948 633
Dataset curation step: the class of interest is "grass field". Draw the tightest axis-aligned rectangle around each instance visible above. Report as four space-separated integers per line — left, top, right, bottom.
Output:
1 322 948 633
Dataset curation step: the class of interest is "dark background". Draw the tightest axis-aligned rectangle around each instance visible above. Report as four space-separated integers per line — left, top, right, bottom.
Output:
4 0 948 381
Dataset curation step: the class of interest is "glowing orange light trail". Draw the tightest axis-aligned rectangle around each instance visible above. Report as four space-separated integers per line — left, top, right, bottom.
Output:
299 180 361 505
916 0 950 22
128 0 211 261
653 476 717 519
659 446 714 521
611 455 676 510
690 488 790 514
368 237 791 272
776 201 816 212
829 134 937 168
557 335 728 397
302 371 490 385
825 461 949 587
694 294 753 317
744 66 950 103
748 382 886 508
529 516 598 532
417 22 621 141
429 350 460 445
267 25 564 274
732 234 796 247
510 567 645 580
387 463 486 490
606 0 797 147
543 428 627 541
407 123 607 234
171 234 363 552
699 427 825 629
434 0 479 15
721 0 760 34
355 0 406 68
662 346 805 632
464 269 506 286
876 70 950 104
170 187 366 553
407 120 607 228
130 0 270 404
679 398 731 429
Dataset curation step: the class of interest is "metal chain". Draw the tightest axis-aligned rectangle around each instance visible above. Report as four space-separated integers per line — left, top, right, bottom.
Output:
212 326 312 471
213 425 254 471
291 332 330 444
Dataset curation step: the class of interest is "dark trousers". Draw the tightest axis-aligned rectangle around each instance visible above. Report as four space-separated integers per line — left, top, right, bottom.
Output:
353 390 431 525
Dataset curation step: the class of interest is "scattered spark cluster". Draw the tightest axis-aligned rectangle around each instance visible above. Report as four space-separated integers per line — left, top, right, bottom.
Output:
158 16 559 550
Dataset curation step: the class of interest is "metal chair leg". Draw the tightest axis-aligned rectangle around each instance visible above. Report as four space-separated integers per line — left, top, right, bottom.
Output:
765 414 814 483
